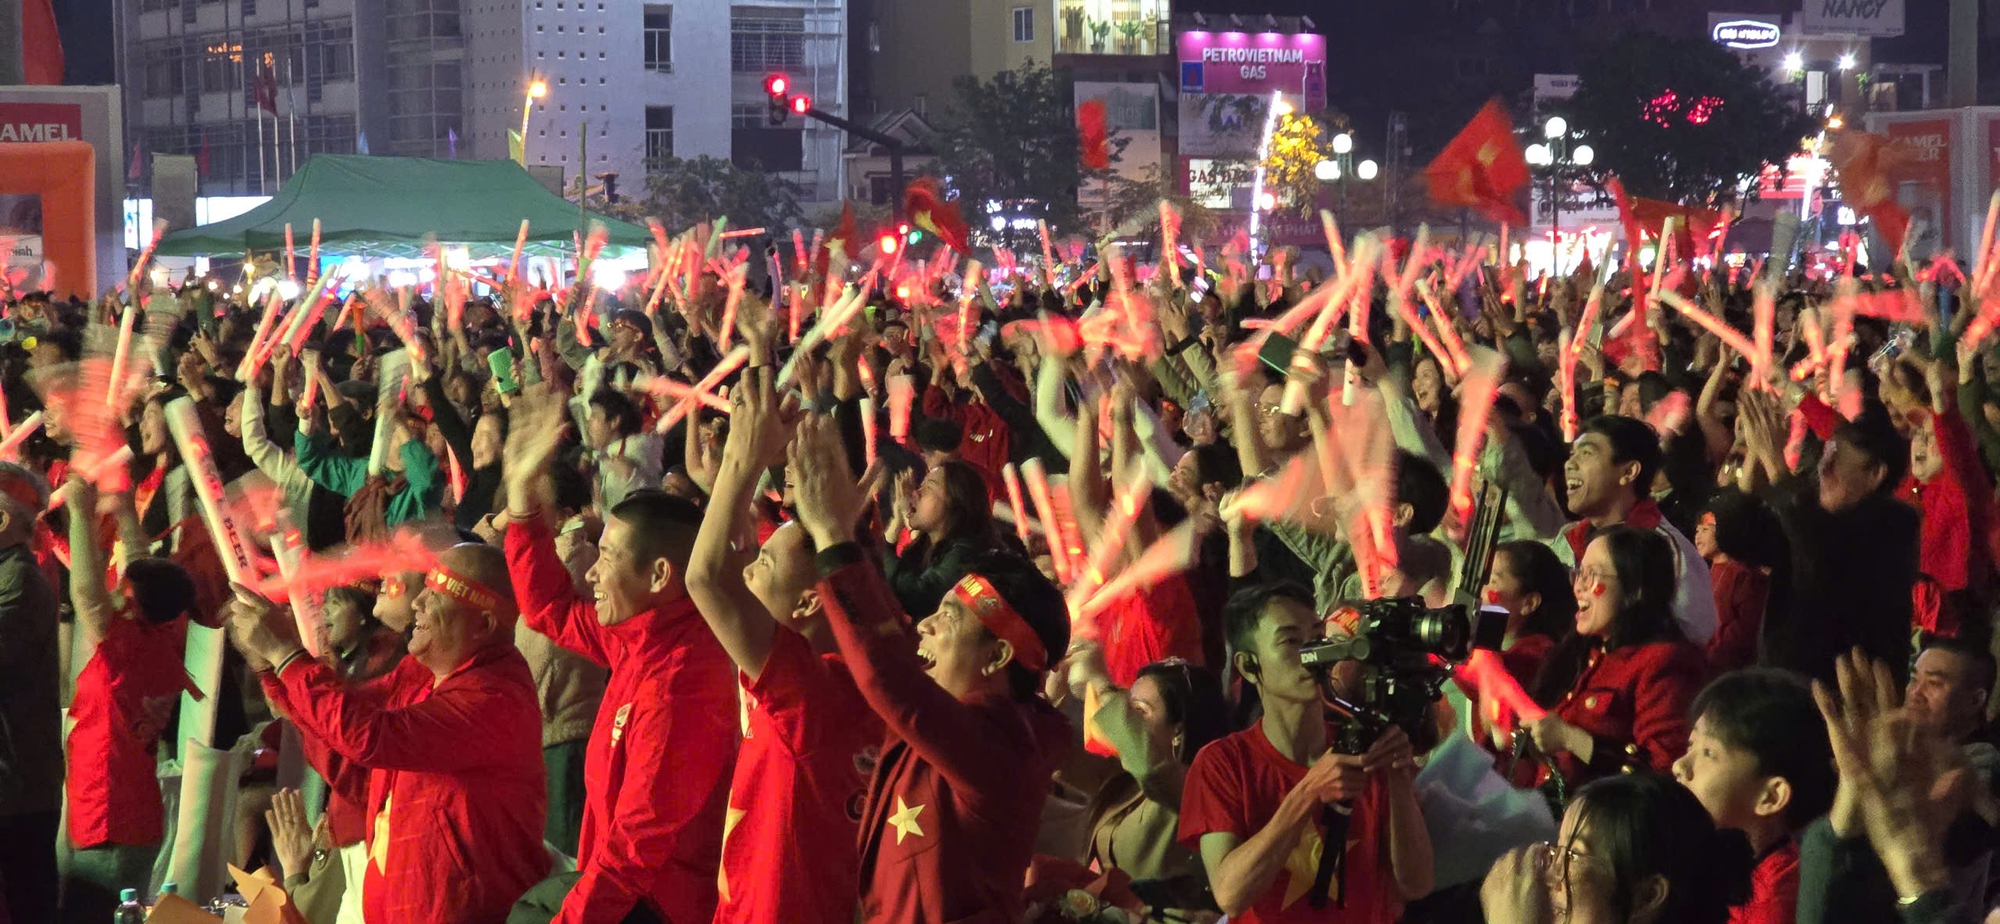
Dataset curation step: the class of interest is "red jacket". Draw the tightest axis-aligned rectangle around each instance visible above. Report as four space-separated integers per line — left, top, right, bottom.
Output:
1706 558 1769 675
265 648 548 924
819 555 1074 923
922 386 1012 479
506 516 740 924
1523 640 1705 789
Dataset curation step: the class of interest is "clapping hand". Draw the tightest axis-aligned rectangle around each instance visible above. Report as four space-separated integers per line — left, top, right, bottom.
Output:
786 413 867 550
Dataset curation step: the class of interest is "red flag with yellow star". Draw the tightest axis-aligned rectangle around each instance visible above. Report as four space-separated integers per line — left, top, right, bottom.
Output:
1829 130 1914 258
1424 98 1530 227
817 200 856 278
904 177 971 256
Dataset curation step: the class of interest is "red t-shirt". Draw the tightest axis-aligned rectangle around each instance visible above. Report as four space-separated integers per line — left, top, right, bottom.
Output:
715 628 882 924
1729 836 1799 924
66 615 194 848
1177 723 1398 924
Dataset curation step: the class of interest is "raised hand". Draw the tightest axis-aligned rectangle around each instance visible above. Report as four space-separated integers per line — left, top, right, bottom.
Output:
787 413 866 550
502 384 566 512
723 365 803 472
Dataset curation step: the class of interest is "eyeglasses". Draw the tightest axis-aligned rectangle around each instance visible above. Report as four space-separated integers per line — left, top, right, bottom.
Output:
1532 840 1608 886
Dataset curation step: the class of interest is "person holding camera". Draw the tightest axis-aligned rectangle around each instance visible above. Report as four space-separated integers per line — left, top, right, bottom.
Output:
1515 527 1706 792
1178 582 1434 922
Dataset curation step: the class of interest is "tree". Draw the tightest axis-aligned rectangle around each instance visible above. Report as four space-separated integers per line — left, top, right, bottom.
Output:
1099 165 1221 243
926 61 1086 230
617 155 804 230
1567 32 1817 206
1262 111 1349 217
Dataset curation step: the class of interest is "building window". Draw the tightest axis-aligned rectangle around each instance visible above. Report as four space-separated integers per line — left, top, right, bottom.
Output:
730 11 804 72
1011 7 1032 43
643 5 671 70
645 105 673 165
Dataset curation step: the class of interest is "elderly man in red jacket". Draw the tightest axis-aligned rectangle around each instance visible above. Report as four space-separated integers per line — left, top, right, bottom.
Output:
788 413 1073 923
498 386 739 924
229 543 549 924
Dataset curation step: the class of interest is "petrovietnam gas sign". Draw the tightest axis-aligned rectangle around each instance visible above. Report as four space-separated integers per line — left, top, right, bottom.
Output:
0 102 84 143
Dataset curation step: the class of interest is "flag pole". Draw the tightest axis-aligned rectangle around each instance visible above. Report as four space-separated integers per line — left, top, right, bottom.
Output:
285 55 299 176
253 57 267 195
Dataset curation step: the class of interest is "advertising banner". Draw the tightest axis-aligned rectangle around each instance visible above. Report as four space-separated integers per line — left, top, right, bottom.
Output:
1176 31 1327 105
0 101 83 143
1883 117 1953 252
1799 0 1904 37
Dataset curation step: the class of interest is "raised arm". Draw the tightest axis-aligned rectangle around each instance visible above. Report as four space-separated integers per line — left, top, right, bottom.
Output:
64 476 116 663
684 325 801 680
499 386 610 664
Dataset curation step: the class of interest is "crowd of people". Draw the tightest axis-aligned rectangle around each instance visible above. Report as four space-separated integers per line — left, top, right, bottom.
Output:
0 219 1992 924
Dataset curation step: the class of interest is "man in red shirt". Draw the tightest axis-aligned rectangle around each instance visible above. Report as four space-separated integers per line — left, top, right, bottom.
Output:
500 386 739 924
1672 669 1834 924
685 363 883 923
59 478 200 923
1177 583 1432 923
788 413 1074 923
230 543 549 924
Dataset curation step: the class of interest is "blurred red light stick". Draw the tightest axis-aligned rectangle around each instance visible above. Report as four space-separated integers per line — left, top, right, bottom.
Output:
1062 479 1151 615
126 219 167 295
1160 201 1181 288
1446 349 1504 537
860 397 879 470
1021 458 1071 583
305 219 322 286
46 446 135 511
271 510 322 658
1455 649 1547 727
0 412 44 461
887 376 914 444
655 346 750 435
235 291 286 382
285 224 297 280
1002 463 1032 544
1075 521 1199 624
106 298 138 408
1657 290 1758 360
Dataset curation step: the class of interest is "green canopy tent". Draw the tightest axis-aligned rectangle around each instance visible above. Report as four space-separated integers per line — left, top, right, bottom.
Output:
154 154 651 260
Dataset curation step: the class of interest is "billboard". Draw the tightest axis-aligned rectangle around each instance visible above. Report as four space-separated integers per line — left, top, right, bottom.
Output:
0 102 84 143
1882 117 1952 253
1799 0 1904 37
1075 81 1162 208
1177 31 1326 107
1178 92 1284 159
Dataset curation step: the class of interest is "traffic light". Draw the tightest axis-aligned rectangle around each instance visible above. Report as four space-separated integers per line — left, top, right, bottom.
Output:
790 95 811 116
899 222 917 245
765 74 791 125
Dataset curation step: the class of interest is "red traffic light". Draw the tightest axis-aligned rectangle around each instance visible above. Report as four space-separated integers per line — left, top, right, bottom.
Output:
764 74 788 97
879 234 898 255
790 95 811 115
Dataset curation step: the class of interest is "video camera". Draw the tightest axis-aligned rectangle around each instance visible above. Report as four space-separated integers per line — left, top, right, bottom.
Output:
1300 482 1512 755
1301 596 1507 754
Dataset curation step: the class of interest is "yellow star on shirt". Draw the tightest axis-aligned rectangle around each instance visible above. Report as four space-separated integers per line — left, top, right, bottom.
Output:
1279 826 1324 908
717 805 747 902
1278 826 1367 908
886 796 926 845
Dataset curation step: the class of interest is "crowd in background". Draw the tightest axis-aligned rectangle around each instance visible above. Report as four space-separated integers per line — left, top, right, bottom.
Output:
0 221 1992 924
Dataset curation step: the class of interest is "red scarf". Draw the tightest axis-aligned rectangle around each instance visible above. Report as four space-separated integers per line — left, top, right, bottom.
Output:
1564 497 1665 560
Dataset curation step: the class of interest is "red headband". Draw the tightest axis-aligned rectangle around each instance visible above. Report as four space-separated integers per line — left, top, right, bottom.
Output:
952 573 1047 673
426 566 503 614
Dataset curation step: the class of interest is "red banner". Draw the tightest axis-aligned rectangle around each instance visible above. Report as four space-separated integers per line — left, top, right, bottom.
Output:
0 103 83 144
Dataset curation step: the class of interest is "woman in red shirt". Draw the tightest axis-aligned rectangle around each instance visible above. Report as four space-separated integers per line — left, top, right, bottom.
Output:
1468 541 1576 764
1518 527 1707 795
1693 490 1787 674
59 477 200 921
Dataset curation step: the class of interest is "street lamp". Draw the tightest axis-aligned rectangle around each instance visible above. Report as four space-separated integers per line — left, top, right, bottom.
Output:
1535 116 1591 272
1321 131 1372 225
520 77 548 160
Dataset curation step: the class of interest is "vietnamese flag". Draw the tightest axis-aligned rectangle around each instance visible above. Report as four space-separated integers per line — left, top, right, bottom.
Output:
22 0 63 84
1425 98 1530 227
1078 99 1110 171
817 200 856 278
904 177 971 256
1828 130 1914 258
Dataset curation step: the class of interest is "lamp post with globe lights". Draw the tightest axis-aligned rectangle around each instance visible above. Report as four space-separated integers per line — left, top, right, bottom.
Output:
1314 131 1378 229
1524 116 1594 271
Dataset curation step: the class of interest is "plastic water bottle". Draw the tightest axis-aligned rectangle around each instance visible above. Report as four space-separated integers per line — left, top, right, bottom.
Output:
113 888 144 923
